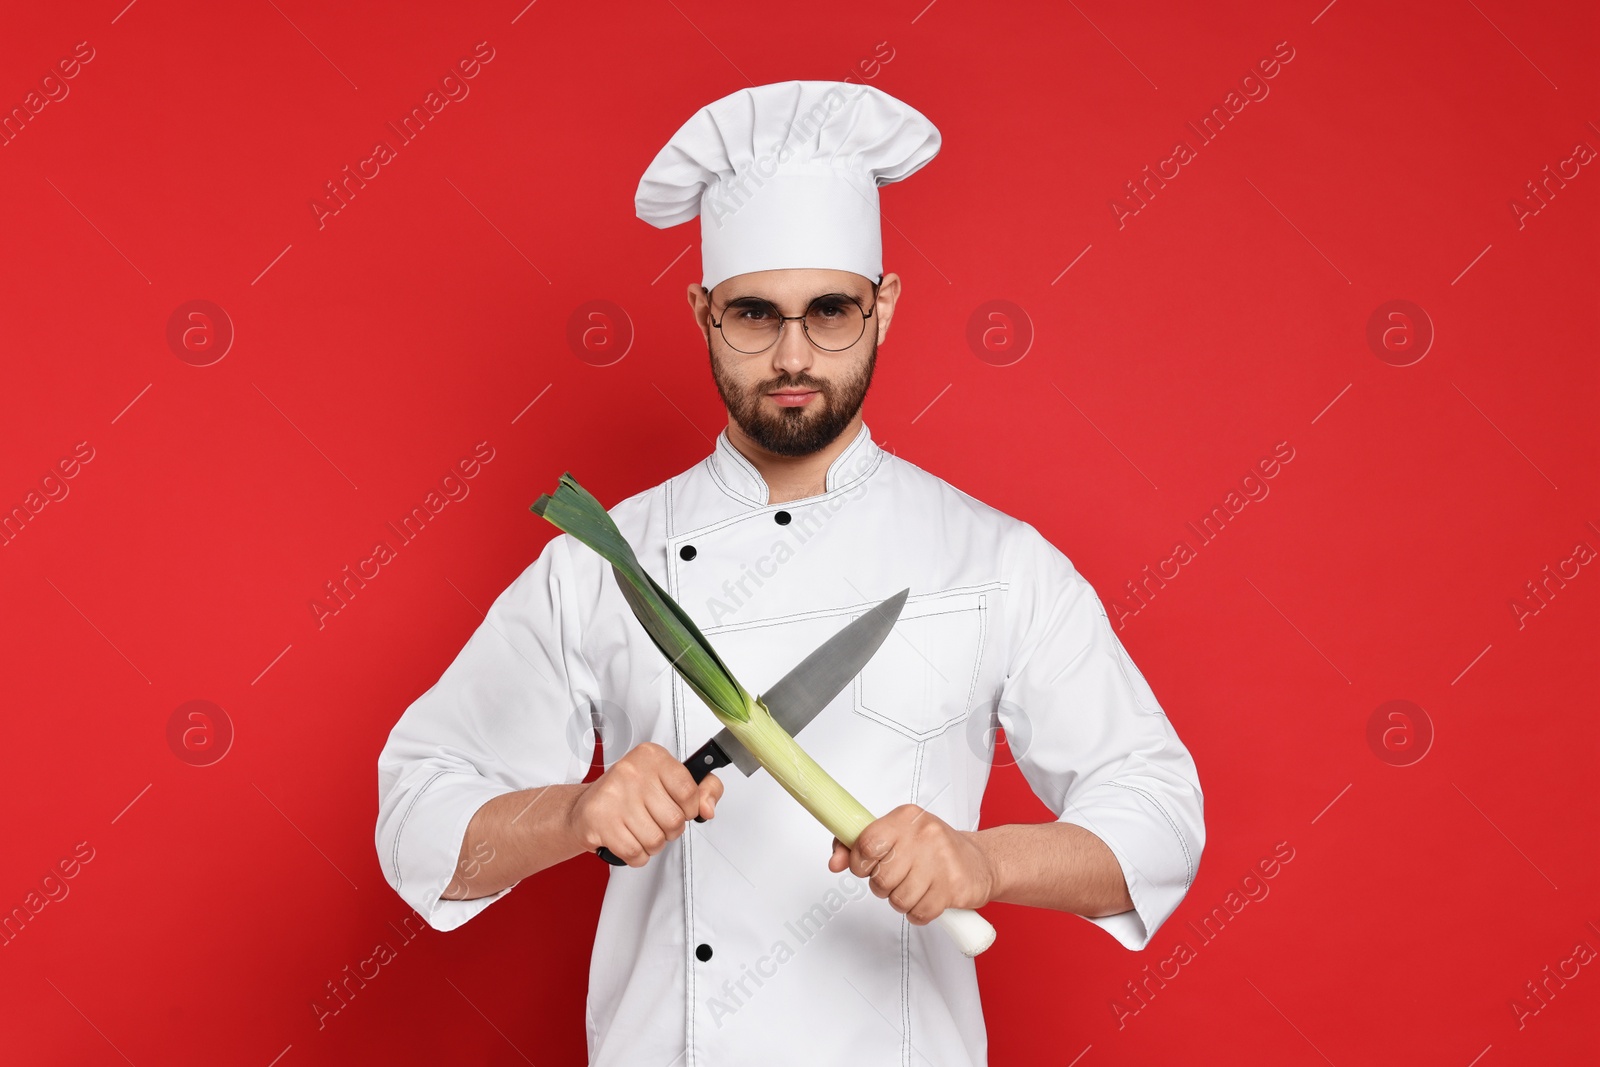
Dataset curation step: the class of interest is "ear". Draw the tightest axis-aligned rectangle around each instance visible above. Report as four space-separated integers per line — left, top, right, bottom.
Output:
874 272 902 345
688 284 713 343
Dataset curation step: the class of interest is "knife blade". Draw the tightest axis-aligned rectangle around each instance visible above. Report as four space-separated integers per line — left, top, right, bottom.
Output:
595 586 908 865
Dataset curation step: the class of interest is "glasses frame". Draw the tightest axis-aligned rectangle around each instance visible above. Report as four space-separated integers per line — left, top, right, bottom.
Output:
705 284 878 355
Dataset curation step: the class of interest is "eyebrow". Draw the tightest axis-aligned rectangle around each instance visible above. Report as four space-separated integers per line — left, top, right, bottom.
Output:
723 290 866 304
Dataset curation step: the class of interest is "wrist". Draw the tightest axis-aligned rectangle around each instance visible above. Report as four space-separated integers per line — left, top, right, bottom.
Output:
966 828 1006 907
557 781 593 858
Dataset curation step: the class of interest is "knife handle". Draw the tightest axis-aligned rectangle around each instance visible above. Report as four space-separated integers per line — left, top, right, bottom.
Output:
683 736 729 824
595 737 732 865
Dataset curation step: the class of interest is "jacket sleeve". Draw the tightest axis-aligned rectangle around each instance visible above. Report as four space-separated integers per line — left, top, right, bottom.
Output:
996 522 1204 950
375 532 601 932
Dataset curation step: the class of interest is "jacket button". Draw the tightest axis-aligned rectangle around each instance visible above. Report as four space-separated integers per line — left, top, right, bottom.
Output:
680 545 697 561
695 943 713 961
774 510 791 525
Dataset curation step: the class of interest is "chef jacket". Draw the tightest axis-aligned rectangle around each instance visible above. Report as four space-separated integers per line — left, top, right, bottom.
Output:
376 420 1205 1067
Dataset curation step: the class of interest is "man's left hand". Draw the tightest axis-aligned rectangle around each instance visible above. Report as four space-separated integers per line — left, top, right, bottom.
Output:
828 804 998 925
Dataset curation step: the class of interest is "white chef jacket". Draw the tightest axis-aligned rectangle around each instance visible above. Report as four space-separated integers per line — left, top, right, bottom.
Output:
376 421 1204 1067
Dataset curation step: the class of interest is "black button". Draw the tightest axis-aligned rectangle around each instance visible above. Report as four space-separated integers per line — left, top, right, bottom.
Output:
680 545 697 561
695 943 713 962
774 510 791 525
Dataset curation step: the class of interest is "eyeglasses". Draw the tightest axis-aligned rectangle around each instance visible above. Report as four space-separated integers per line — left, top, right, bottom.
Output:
707 288 876 354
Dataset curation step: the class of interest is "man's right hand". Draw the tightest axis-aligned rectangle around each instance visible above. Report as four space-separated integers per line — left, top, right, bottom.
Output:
568 742 724 868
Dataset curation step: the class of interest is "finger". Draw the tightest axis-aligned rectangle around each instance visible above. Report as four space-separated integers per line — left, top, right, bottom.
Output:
695 785 719 821
849 842 879 880
696 772 723 819
867 852 905 899
659 765 701 820
849 828 882 878
619 743 663 779
622 807 669 863
605 824 649 868
642 784 691 842
873 841 910 888
888 869 934 921
857 837 896 880
828 839 849 873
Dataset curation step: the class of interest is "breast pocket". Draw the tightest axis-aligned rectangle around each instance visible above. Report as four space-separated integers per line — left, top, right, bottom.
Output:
852 591 989 742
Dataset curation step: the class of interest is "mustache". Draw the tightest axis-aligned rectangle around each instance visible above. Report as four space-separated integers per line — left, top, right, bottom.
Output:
764 378 826 391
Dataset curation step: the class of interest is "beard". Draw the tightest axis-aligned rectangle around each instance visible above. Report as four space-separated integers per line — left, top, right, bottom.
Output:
709 334 877 457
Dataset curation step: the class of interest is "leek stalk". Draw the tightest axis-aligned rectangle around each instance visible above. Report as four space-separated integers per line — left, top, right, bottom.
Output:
532 472 996 957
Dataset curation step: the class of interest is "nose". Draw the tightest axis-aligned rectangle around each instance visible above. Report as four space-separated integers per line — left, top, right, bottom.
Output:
770 318 816 375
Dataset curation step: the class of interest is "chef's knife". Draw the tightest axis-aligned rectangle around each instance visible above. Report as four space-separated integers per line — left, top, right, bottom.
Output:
595 587 909 865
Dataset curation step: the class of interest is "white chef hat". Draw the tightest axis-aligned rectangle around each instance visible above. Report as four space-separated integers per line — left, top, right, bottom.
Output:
634 80 941 292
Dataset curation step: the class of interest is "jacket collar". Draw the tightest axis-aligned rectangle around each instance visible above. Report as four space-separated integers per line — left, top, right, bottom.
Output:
707 420 883 507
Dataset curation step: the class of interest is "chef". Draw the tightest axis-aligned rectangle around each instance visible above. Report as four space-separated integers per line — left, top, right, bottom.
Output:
376 80 1204 1066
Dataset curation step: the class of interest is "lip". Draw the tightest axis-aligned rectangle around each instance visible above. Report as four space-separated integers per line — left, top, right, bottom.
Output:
769 389 818 406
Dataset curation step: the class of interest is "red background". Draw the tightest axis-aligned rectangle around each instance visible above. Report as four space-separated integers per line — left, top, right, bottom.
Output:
2 1 1595 1064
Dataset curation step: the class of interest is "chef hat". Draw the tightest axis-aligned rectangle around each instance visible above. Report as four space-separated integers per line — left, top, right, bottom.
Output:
634 80 941 292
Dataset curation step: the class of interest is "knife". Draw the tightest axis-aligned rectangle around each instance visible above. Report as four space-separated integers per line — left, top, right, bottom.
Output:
595 587 909 865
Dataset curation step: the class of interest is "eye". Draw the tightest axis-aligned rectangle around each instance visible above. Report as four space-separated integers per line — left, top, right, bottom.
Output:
730 303 776 321
809 298 850 319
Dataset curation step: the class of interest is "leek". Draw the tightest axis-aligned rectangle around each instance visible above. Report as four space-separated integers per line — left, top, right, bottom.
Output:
532 472 996 957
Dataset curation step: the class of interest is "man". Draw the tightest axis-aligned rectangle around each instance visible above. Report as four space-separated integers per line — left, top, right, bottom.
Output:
376 80 1204 1066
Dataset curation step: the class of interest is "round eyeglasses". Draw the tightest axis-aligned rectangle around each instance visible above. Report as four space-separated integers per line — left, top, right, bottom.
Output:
708 290 875 354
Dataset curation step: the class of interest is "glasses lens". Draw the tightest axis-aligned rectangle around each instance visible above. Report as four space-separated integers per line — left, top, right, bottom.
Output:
720 300 781 353
803 297 866 351
717 296 868 353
